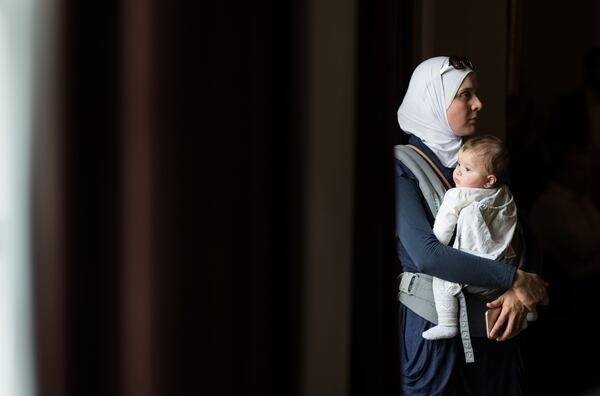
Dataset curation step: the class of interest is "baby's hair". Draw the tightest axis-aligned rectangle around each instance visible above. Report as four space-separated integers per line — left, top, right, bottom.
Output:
460 135 510 185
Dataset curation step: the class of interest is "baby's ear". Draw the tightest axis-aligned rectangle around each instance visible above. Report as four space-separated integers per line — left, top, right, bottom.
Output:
484 174 497 189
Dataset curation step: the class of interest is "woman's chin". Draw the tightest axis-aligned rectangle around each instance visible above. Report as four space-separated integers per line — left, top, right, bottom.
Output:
454 127 476 137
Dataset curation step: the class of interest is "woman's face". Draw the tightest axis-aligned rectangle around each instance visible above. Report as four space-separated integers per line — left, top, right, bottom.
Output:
447 73 482 137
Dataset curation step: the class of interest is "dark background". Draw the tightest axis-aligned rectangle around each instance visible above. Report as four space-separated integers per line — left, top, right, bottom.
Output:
31 1 600 395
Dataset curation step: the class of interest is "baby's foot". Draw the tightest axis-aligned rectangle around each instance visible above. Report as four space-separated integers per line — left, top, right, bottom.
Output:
526 310 538 322
422 325 459 340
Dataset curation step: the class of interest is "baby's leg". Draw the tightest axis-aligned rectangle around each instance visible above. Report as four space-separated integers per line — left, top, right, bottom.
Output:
422 278 461 340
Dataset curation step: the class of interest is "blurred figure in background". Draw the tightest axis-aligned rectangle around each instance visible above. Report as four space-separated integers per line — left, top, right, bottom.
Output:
527 141 600 395
529 142 600 288
543 47 600 208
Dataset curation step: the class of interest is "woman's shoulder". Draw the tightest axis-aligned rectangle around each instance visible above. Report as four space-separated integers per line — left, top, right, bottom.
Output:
393 145 418 181
393 141 435 179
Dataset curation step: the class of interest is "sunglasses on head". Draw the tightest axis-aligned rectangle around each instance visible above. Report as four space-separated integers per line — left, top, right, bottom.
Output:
440 56 475 75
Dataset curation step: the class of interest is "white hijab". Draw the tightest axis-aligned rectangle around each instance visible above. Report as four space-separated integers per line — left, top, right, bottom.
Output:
397 56 473 167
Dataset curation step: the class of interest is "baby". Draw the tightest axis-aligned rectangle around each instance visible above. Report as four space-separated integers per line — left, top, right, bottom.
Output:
423 135 536 340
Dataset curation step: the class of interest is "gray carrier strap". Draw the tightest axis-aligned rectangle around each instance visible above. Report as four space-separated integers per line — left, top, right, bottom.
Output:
399 272 491 363
456 292 474 363
395 145 485 363
397 272 437 323
394 145 447 217
398 272 490 338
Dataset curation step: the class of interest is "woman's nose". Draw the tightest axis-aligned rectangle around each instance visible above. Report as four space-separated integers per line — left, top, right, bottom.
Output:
472 96 482 111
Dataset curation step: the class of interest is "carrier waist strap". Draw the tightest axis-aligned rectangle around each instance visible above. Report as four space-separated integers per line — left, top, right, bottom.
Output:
398 272 493 363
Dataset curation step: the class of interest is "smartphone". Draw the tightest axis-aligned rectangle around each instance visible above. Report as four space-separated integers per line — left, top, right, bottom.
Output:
485 308 501 339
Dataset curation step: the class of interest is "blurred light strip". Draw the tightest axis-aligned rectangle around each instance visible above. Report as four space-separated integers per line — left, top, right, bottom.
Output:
0 0 37 395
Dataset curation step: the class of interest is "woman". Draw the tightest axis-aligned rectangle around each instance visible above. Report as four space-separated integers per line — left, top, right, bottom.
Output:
394 56 549 395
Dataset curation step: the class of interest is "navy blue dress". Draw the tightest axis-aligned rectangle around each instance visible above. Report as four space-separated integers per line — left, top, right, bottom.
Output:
395 136 525 395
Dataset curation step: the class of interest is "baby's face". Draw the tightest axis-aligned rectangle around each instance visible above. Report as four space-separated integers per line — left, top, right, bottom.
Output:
453 149 491 188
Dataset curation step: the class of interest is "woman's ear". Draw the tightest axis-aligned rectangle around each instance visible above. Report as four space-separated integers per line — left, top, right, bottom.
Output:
483 174 497 189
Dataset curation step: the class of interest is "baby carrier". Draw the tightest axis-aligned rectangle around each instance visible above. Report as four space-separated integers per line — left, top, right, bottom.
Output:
394 144 526 363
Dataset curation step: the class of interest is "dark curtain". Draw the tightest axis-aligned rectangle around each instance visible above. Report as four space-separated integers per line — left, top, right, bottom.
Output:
34 2 123 396
33 0 414 395
34 1 304 396
351 0 415 395
151 1 304 395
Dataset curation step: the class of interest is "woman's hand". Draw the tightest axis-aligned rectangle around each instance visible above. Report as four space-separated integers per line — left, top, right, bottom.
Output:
511 269 550 310
486 289 528 341
486 269 549 341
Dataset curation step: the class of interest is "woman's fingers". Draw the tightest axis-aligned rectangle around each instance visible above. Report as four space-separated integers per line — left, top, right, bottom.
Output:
486 298 502 309
488 289 527 341
489 309 507 339
495 312 526 341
